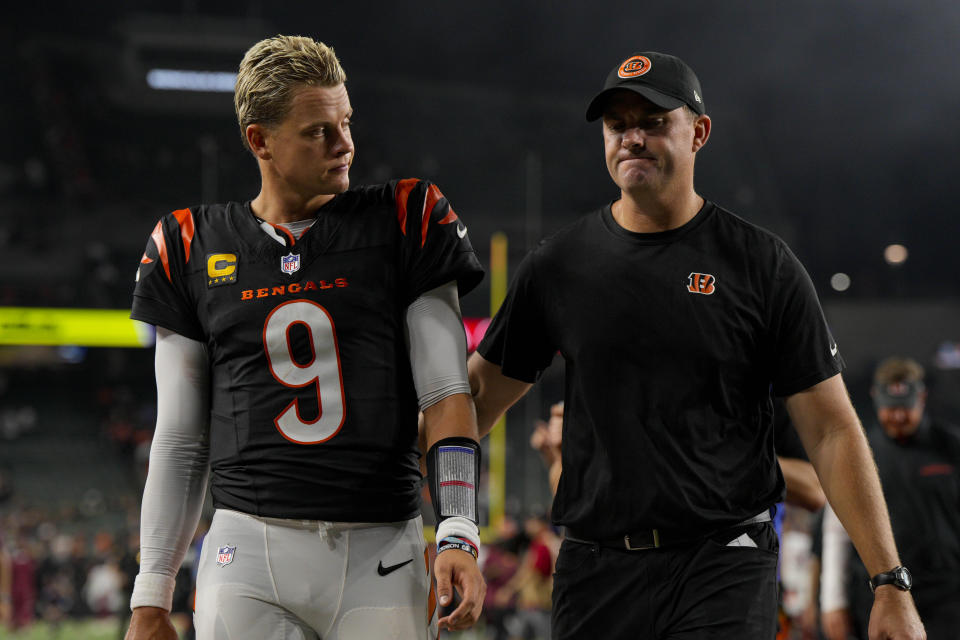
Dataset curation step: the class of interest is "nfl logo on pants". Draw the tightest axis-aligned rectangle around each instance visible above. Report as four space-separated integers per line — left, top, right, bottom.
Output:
216 544 236 567
281 253 300 275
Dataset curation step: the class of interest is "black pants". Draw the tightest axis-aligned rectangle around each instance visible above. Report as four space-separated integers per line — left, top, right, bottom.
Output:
552 522 779 640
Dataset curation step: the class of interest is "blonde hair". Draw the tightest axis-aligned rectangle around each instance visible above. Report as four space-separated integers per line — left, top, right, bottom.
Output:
873 356 925 386
234 35 346 151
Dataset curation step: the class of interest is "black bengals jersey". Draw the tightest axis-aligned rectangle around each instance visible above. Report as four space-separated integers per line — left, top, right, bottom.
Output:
132 179 484 522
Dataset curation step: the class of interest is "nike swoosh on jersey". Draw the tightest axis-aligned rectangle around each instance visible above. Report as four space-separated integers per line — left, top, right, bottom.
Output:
457 225 467 238
377 558 414 576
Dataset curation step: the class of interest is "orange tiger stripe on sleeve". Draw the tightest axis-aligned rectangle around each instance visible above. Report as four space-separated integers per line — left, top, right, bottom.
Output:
395 179 419 236
437 208 458 225
420 184 444 248
149 219 171 282
172 208 195 263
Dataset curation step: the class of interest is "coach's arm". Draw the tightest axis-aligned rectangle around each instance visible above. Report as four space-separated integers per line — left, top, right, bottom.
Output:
785 373 925 640
467 353 533 439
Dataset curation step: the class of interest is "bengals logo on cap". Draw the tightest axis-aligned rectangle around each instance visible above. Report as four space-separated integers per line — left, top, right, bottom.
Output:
618 55 652 78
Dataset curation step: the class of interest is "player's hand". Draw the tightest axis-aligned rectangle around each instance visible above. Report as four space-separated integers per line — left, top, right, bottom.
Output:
821 607 853 640
125 606 179 640
434 549 486 632
867 587 925 640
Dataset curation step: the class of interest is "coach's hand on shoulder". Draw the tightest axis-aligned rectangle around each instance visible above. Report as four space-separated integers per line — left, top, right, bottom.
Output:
868 587 925 640
125 606 179 640
435 548 486 632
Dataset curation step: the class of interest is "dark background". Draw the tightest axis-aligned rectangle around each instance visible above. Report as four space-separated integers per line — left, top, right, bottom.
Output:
1 0 959 516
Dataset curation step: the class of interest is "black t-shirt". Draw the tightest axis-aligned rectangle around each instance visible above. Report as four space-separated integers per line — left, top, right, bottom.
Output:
131 179 484 522
865 417 960 607
478 201 842 536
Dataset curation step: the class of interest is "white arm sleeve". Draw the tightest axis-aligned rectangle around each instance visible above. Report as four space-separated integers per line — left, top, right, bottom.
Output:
404 281 471 411
130 327 211 611
820 502 852 613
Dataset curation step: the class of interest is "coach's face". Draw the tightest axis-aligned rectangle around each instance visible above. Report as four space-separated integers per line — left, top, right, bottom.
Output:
256 83 355 200
601 91 709 196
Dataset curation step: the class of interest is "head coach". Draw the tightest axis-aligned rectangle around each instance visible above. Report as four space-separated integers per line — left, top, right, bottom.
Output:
467 51 925 639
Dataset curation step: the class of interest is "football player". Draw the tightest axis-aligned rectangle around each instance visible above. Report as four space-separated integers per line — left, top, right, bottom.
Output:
125 35 485 640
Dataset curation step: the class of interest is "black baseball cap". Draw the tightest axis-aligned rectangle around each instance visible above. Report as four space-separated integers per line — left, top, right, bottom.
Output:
872 380 925 408
585 51 705 122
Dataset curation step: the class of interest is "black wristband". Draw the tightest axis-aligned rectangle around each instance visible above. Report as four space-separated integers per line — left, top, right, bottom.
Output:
426 436 481 524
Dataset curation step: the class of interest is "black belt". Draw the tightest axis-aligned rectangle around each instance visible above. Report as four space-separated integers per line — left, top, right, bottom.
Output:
565 510 772 551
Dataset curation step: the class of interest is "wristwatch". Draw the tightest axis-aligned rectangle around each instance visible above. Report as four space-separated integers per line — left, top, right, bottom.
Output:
869 565 913 593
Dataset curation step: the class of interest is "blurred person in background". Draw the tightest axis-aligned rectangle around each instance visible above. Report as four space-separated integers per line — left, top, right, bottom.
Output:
529 403 563 497
84 551 124 616
480 516 522 640
469 49 923 639
771 398 826 640
799 508 827 640
820 357 960 639
820 502 852 640
495 514 557 640
0 530 13 630
125 34 486 639
35 531 89 623
8 534 36 631
118 528 141 638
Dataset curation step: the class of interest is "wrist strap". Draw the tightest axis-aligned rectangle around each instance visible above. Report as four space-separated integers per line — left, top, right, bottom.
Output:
130 572 175 611
437 516 480 551
437 536 479 559
869 565 912 593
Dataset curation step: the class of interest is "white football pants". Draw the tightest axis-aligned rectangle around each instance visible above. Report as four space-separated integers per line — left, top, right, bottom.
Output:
194 509 437 639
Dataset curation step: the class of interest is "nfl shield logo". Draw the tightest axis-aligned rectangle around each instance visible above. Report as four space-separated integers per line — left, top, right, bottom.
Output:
281 253 300 275
216 544 236 567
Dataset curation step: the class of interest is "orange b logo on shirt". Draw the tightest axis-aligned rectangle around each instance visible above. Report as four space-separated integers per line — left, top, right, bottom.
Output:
618 55 652 78
687 273 716 295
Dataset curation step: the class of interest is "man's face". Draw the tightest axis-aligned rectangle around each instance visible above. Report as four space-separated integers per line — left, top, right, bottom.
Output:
601 91 706 195
261 83 354 199
876 398 925 442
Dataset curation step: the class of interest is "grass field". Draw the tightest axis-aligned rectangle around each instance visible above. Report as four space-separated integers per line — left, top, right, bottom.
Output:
0 617 127 640
0 617 492 639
